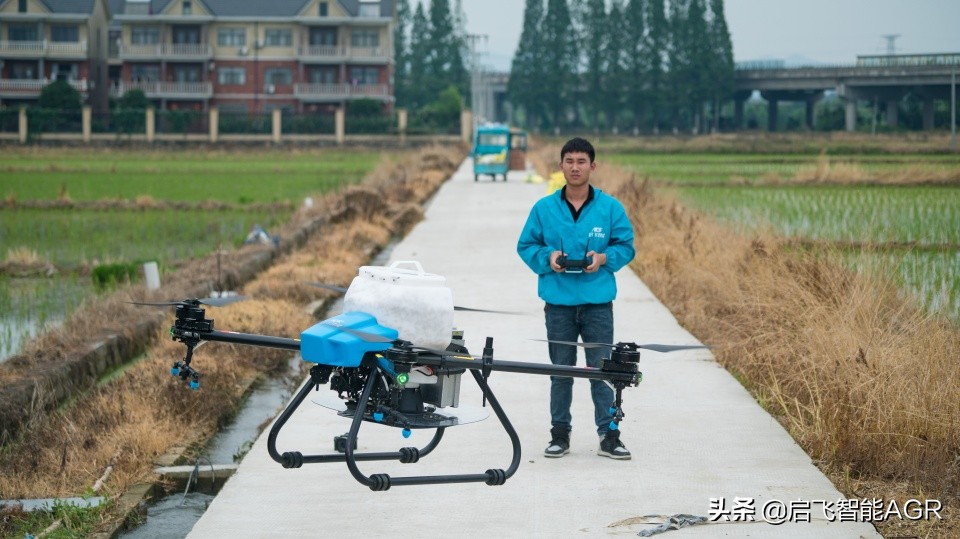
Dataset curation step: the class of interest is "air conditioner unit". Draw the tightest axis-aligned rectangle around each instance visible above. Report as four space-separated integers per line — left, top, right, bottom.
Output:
255 39 265 49
238 46 249 56
264 84 276 94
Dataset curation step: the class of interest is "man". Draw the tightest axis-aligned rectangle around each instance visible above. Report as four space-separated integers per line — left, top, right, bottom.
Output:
517 137 636 460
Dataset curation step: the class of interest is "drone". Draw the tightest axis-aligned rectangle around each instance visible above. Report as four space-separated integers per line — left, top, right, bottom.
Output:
137 263 706 491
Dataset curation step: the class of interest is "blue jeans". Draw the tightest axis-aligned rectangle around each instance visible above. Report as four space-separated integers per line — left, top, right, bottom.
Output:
544 302 615 436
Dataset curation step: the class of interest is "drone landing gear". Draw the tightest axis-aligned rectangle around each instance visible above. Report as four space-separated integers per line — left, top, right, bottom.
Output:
266 365 522 491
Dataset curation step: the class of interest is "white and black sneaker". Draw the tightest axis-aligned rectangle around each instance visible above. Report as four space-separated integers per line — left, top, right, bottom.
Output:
544 426 570 458
598 430 631 460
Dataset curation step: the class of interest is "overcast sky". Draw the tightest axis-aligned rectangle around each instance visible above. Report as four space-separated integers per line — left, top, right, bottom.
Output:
431 0 960 71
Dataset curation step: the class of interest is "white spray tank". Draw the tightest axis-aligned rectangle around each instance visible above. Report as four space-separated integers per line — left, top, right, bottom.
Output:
343 261 454 351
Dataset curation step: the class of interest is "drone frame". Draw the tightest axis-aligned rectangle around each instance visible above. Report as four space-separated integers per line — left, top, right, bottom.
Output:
164 299 643 491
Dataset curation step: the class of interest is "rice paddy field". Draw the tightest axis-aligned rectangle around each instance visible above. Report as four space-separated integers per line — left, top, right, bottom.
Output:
607 151 960 322
0 147 391 359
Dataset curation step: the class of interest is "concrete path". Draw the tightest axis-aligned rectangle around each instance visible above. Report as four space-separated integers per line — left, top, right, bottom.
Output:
189 160 881 538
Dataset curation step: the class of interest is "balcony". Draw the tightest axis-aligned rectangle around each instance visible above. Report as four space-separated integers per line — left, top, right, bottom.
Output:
0 40 88 59
0 78 89 97
294 83 390 101
297 45 347 61
296 46 389 63
112 81 212 99
118 43 212 61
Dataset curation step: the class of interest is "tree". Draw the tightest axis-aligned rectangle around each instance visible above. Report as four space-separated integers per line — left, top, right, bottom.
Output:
602 0 629 130
509 0 547 129
685 0 712 133
666 0 691 131
644 0 668 132
581 0 608 128
622 0 647 130
393 0 411 107
540 0 577 127
38 79 82 111
427 0 467 99
408 3 431 109
707 0 734 131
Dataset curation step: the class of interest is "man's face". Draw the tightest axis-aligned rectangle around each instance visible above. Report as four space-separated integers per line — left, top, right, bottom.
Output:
560 151 596 188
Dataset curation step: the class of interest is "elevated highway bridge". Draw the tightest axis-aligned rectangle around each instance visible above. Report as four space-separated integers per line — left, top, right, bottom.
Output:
734 53 959 131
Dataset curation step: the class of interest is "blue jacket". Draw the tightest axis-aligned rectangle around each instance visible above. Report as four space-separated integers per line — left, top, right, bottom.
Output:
517 187 636 306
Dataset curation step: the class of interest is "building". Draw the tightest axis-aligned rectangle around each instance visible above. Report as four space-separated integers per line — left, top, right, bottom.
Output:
1 0 395 114
0 0 111 111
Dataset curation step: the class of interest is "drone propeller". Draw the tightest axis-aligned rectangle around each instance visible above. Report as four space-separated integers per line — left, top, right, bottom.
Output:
305 282 521 315
533 339 708 353
128 295 249 308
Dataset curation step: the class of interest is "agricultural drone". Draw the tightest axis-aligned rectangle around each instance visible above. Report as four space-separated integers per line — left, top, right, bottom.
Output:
138 262 705 491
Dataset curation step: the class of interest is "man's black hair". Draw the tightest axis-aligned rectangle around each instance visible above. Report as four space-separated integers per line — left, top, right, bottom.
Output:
560 137 596 163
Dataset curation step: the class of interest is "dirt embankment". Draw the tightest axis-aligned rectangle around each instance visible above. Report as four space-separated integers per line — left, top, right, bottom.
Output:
0 145 465 509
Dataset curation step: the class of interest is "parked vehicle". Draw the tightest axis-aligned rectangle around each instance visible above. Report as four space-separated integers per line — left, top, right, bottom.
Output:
472 124 527 181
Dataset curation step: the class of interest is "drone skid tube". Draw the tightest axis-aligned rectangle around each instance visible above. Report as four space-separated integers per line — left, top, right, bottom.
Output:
266 365 522 491
342 367 521 490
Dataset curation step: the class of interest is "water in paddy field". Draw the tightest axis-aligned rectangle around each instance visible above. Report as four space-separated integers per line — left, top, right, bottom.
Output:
0 275 91 362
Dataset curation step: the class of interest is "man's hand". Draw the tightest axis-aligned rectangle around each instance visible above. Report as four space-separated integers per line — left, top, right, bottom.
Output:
550 250 565 272
585 251 606 273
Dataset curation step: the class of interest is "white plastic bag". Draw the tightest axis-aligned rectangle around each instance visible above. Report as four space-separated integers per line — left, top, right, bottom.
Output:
343 261 454 350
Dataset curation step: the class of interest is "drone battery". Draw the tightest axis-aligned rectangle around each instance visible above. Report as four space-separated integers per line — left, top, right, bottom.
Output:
344 261 454 351
420 370 462 408
300 312 397 367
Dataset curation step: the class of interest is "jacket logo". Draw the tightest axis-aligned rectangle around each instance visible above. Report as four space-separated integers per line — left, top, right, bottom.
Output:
588 226 606 239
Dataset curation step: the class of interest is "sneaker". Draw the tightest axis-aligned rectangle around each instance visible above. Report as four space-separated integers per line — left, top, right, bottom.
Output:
544 426 570 458
598 430 631 460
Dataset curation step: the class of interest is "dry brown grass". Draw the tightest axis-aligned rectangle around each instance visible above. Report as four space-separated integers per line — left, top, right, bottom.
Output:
0 145 464 510
534 143 960 538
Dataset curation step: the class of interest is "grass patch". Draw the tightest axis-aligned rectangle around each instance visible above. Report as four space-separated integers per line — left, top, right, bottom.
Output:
0 147 380 203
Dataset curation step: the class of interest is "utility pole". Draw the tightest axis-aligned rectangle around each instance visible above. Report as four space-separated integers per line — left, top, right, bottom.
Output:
952 66 957 152
465 33 488 133
882 34 900 56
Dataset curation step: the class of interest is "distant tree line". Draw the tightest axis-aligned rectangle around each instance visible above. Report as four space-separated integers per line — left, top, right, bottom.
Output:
392 0 469 131
509 0 734 134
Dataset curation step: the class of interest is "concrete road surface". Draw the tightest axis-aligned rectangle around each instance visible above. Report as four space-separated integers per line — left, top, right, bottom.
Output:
188 159 881 538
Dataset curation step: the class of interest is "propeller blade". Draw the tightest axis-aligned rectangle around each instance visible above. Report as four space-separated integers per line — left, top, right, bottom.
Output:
453 305 523 315
200 295 249 307
304 282 520 315
532 338 612 349
305 282 349 294
126 296 248 308
636 343 710 353
534 338 709 353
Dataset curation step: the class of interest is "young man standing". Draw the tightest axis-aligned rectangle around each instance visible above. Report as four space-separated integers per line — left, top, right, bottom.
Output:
517 137 636 460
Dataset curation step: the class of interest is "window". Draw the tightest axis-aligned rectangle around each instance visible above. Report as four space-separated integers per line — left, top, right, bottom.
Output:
359 1 380 17
51 26 79 43
350 29 379 48
349 66 379 85
264 29 292 47
264 68 292 85
319 2 328 16
131 26 160 45
52 63 79 81
10 62 36 80
9 25 38 41
309 67 337 84
309 27 337 46
218 28 246 46
18 0 26 13
218 67 245 85
182 1 192 15
131 64 160 82
172 66 200 82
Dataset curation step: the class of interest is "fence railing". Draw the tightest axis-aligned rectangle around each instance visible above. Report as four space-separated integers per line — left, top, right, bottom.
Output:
0 40 87 57
0 106 471 144
118 43 213 59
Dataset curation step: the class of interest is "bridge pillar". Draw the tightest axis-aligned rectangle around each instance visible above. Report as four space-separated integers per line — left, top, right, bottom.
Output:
805 94 822 131
844 99 858 132
886 99 899 129
733 91 751 130
923 98 935 130
767 98 778 131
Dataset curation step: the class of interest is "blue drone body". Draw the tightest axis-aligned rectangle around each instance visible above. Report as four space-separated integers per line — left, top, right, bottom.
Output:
300 311 398 367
